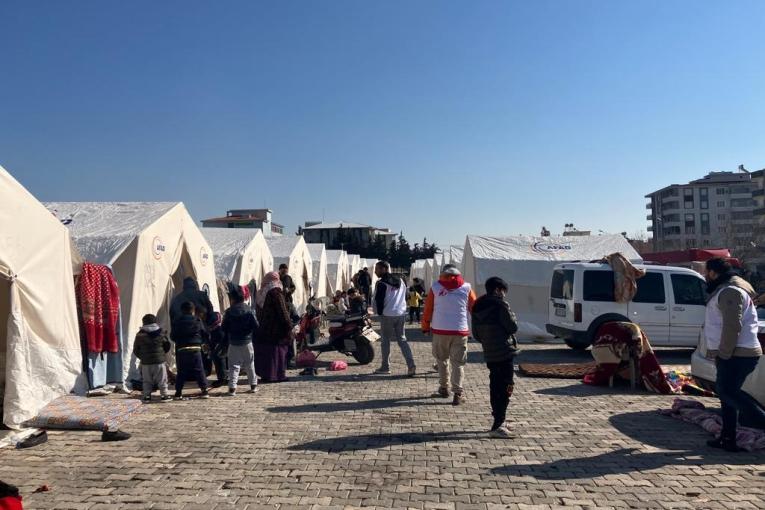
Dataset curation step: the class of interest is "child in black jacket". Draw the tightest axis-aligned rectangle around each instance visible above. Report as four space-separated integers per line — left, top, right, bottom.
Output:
170 302 210 400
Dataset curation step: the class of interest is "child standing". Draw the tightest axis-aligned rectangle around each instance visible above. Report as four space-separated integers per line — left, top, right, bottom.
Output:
133 314 172 403
171 302 210 400
222 287 259 396
347 288 367 315
407 286 423 324
470 277 519 438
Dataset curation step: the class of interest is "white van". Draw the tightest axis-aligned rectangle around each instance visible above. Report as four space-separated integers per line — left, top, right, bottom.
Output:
546 262 707 349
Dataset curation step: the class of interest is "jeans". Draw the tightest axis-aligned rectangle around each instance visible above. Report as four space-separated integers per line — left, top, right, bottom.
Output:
379 315 415 370
487 359 515 430
175 350 208 395
228 343 257 389
715 356 764 439
432 334 468 393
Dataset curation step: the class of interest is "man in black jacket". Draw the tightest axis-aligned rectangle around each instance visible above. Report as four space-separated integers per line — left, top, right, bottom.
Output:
170 277 215 325
171 301 210 400
279 264 296 304
357 267 372 307
471 276 519 438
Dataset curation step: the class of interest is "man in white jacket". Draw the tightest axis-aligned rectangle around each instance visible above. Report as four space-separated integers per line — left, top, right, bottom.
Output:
373 261 416 377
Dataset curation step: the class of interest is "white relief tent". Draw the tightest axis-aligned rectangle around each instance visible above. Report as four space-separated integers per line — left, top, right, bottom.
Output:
306 243 329 299
325 250 350 294
45 201 220 384
266 236 313 312
448 245 464 272
202 228 273 288
462 234 642 339
348 254 362 285
0 166 87 429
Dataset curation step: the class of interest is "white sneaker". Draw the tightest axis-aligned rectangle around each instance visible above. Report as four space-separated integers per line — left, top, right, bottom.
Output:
489 426 514 439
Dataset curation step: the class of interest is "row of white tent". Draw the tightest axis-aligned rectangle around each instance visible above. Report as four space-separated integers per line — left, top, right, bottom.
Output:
0 165 376 429
411 235 641 339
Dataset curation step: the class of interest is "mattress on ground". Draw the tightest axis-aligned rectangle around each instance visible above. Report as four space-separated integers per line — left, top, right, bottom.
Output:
23 395 145 432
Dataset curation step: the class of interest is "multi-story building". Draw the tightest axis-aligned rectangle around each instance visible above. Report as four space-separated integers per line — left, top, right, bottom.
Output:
201 208 285 235
298 221 396 248
646 170 755 253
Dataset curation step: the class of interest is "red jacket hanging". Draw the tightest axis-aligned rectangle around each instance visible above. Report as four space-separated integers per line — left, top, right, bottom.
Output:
77 262 120 353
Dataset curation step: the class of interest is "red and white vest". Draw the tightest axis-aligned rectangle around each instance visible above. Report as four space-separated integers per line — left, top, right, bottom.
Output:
431 281 471 335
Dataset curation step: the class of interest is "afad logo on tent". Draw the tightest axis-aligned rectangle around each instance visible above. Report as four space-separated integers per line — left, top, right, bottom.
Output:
531 241 573 254
200 246 210 266
152 236 166 260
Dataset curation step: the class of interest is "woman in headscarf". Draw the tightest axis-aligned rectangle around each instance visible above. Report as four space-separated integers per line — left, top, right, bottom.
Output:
253 271 292 382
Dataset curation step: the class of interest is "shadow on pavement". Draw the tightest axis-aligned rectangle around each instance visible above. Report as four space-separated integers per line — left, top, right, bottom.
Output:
533 384 620 398
491 410 760 479
288 430 480 452
267 396 433 414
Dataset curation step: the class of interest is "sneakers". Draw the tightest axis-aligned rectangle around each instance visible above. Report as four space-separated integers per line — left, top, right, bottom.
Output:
452 392 465 406
373 367 391 375
707 437 744 452
248 385 259 393
199 391 210 399
160 395 172 403
432 387 449 398
489 426 513 439
173 394 186 401
407 366 417 378
223 389 236 397
142 396 151 403
102 430 132 442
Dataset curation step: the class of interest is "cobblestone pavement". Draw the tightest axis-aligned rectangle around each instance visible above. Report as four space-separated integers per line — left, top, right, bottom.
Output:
2 326 764 509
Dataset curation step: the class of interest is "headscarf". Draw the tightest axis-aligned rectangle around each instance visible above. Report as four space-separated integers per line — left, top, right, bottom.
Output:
256 271 283 309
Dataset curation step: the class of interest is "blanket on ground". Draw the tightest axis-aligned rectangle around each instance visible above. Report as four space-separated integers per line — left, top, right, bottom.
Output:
659 398 765 451
23 396 145 432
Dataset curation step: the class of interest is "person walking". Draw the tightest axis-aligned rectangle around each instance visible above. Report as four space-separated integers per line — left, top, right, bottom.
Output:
703 257 765 451
132 314 172 403
471 277 519 438
422 264 477 405
373 261 416 377
407 285 423 324
358 267 372 308
222 286 259 396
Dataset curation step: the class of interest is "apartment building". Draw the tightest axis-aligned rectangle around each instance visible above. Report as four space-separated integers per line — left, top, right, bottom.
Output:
646 171 755 253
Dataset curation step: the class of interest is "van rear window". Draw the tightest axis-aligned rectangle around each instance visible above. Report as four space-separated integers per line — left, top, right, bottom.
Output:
550 269 574 299
583 271 615 302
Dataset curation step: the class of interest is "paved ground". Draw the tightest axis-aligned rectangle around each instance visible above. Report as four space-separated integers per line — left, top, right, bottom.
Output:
2 325 764 510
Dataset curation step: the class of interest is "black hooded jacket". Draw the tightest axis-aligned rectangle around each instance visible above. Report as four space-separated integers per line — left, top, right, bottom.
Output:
471 294 519 364
222 303 259 346
170 277 215 324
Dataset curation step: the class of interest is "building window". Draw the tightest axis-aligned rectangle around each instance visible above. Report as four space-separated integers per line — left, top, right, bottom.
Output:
703 239 710 246
717 201 726 207
701 213 710 235
716 188 727 195
731 211 753 220
731 185 752 194
684 213 695 235
718 214 726 221
731 198 754 208
683 188 694 210
719 227 727 233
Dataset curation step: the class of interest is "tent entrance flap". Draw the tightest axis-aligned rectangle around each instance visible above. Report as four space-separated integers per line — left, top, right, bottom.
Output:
0 278 10 409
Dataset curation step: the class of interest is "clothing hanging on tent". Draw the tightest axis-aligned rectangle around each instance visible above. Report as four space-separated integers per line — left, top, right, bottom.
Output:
76 262 120 354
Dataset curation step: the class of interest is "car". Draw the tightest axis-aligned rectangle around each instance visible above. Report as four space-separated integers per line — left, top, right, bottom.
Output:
546 262 707 350
690 308 765 408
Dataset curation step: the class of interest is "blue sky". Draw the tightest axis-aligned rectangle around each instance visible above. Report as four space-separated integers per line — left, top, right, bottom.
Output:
2 1 764 248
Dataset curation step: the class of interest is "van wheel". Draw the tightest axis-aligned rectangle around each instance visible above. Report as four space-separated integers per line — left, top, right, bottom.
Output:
564 338 591 351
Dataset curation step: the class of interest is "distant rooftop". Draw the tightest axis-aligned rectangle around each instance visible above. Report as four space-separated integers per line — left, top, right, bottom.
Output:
302 221 395 235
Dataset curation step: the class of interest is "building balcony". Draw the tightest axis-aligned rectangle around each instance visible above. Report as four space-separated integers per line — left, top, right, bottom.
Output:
754 207 765 216
753 189 764 197
646 214 653 221
663 202 680 210
647 226 653 232
645 203 652 209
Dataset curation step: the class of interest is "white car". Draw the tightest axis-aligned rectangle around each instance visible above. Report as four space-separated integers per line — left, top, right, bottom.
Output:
690 308 765 407
546 262 707 349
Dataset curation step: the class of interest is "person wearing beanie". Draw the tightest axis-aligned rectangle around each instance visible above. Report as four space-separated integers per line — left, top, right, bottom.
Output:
471 277 519 438
222 286 259 396
422 264 477 405
703 257 765 452
132 313 172 403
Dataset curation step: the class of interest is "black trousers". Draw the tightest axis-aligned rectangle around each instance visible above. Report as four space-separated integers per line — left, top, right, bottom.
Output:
408 306 421 323
487 358 515 430
716 356 765 439
175 350 208 395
